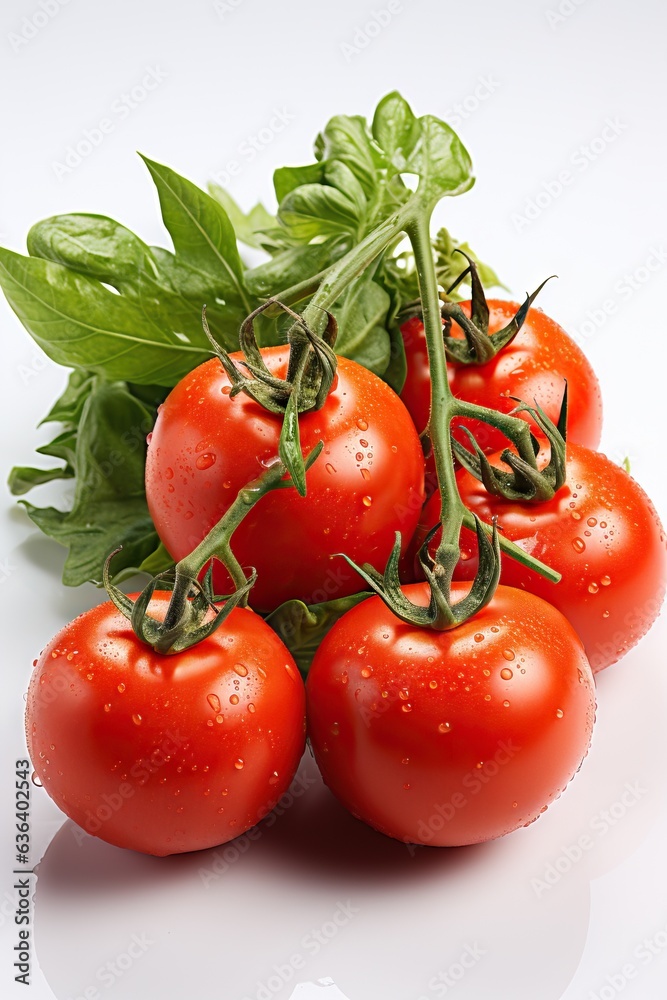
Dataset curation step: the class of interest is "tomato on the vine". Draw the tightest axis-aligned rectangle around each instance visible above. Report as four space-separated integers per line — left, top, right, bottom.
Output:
400 301 603 453
26 593 306 856
416 443 667 672
307 582 595 846
146 348 425 612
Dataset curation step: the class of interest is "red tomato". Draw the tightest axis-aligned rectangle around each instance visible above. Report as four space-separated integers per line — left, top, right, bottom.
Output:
416 443 667 672
400 302 603 453
26 593 306 856
146 349 425 612
307 582 595 846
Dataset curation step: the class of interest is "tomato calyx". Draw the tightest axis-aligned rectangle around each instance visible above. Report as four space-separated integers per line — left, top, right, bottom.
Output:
440 252 554 366
338 515 501 629
452 384 569 502
104 553 255 654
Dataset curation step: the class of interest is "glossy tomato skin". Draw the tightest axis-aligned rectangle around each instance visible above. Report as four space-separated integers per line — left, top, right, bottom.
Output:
400 302 603 452
26 594 306 856
307 582 594 846
146 349 425 612
417 444 667 672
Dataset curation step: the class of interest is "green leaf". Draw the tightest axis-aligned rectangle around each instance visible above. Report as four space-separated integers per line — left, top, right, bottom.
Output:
278 184 363 241
40 369 97 426
140 155 250 311
36 428 78 466
405 115 474 201
19 382 158 586
371 92 421 171
0 247 211 386
266 592 372 675
8 465 73 496
138 541 175 578
316 115 381 197
27 214 149 286
332 270 392 376
245 238 350 301
273 163 324 204
207 183 275 249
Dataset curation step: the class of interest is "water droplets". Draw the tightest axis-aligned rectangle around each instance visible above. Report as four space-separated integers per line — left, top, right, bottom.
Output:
401 703 412 713
233 663 249 677
117 683 126 694
500 667 513 680
360 468 371 481
31 771 42 787
572 537 586 553
429 679 438 690
196 453 216 471
229 694 239 706
362 495 372 507
438 722 452 734
207 693 221 713
555 708 564 719
474 633 484 643
588 582 600 595
601 575 611 586
269 771 280 785
361 666 372 678
103 703 111 713
356 418 369 431
587 517 597 527
165 468 174 480
502 649 515 661
325 463 336 475
234 758 244 770
132 713 142 726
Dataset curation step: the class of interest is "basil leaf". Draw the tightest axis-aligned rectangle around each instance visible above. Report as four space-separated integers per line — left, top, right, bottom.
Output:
273 163 324 204
406 115 474 201
278 183 362 241
207 183 275 249
39 369 97 426
140 155 250 311
266 592 372 675
245 238 350 301
27 214 149 286
8 465 73 496
371 91 421 171
316 115 381 197
332 270 391 377
19 382 158 586
0 248 211 386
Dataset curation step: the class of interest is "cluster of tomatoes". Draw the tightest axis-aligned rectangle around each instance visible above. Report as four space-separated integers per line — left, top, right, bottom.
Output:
26 296 666 856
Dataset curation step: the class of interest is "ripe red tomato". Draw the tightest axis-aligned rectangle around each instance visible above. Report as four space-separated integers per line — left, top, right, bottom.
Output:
416 443 667 672
400 301 603 453
26 593 306 856
145 349 425 612
307 582 595 846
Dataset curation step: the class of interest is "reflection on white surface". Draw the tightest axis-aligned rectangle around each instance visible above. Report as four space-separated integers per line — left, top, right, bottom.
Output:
33 633 666 1000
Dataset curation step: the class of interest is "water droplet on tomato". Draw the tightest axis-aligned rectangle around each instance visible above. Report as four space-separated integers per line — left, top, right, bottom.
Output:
132 714 142 726
230 694 239 705
215 714 224 724
165 468 174 480
257 667 267 680
360 468 371 481
269 771 279 785
359 438 369 448
438 722 451 734
103 703 111 713
601 575 611 586
361 666 372 678
362 495 372 507
357 418 369 431
500 667 513 680
391 445 398 453
248 703 256 713
572 537 586 553
117 683 126 694
571 511 581 520
207 693 221 713
556 708 564 719
490 626 500 633
196 453 216 470
429 679 438 690
31 772 42 787
502 649 515 661
588 581 599 594
331 723 340 736
401 703 412 713
474 633 484 643
325 463 336 475
234 759 244 770
503 700 510 708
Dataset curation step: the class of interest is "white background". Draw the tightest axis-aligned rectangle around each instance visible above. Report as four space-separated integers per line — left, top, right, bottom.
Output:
1 0 667 997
